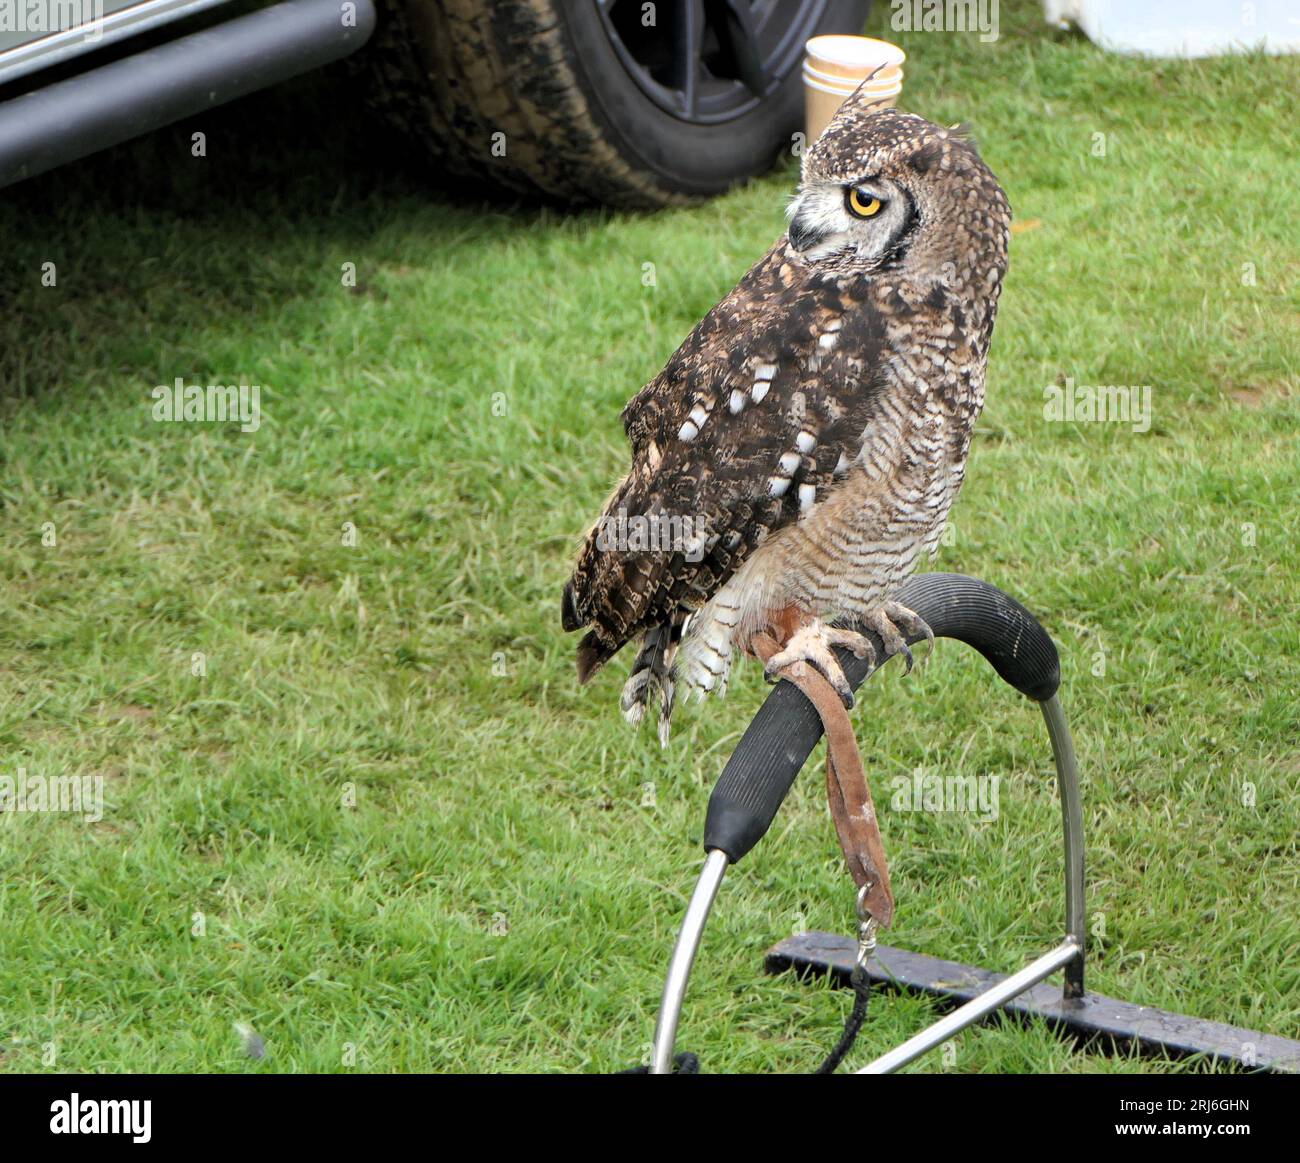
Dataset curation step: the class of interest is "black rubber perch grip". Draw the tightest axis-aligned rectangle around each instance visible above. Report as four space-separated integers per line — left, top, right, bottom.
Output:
702 573 1060 864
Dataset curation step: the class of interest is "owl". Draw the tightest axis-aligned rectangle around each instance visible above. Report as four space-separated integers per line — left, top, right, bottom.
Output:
561 95 1011 742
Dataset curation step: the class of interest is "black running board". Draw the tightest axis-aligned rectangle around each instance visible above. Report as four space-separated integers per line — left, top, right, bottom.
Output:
0 0 375 189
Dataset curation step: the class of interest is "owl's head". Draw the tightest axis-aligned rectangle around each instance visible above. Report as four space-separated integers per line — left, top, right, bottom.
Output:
786 101 1009 289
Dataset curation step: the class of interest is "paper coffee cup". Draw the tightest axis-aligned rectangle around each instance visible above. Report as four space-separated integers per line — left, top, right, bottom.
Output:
803 35 905 143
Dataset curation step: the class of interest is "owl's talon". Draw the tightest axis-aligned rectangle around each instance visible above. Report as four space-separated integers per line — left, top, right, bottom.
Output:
763 622 857 708
825 626 877 665
859 602 933 674
886 601 936 657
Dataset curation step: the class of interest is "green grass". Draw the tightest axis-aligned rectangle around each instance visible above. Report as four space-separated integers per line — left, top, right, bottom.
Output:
0 0 1296 1073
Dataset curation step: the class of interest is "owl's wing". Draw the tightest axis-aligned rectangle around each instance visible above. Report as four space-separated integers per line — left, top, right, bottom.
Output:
563 245 888 679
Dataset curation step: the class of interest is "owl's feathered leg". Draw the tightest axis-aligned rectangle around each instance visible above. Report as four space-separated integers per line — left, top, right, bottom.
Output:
619 620 682 747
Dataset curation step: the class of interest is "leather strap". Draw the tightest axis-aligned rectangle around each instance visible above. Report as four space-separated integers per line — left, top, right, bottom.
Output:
752 632 894 927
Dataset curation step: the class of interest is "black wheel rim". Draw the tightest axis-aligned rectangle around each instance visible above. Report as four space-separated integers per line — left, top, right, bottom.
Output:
595 0 830 125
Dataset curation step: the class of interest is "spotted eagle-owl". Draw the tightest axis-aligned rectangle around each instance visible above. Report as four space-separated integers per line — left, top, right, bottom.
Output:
561 95 1011 741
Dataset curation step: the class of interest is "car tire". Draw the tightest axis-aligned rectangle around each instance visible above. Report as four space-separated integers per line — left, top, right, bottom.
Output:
364 0 873 208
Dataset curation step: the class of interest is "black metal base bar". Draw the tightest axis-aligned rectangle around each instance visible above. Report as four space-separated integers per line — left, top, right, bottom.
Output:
767 932 1300 1073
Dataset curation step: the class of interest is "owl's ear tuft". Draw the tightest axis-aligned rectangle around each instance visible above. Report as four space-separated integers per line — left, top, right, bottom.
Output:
946 122 979 151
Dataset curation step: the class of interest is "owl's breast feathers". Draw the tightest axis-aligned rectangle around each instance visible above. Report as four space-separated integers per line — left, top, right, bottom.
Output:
562 243 912 682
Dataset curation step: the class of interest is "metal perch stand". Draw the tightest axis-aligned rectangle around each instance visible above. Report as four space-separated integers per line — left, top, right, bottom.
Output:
649 573 1300 1075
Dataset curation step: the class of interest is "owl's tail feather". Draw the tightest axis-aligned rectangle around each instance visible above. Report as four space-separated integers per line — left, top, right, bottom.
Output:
620 621 681 747
576 630 618 684
569 573 626 683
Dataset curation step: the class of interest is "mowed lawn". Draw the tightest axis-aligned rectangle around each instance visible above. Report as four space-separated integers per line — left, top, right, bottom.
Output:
0 1 1296 1073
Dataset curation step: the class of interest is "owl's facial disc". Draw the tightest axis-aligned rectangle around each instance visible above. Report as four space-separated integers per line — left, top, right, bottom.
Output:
787 176 912 266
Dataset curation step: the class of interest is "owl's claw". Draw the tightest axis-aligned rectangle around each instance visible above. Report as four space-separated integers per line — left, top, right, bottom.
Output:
858 602 934 675
761 603 933 706
763 621 859 708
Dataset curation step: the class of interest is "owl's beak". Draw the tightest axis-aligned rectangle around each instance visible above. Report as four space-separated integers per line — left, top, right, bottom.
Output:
788 210 828 254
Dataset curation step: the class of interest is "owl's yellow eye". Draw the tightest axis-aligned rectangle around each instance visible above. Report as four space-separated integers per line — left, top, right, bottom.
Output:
847 187 882 218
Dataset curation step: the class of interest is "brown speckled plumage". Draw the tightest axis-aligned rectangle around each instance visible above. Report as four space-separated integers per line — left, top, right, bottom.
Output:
562 96 1011 738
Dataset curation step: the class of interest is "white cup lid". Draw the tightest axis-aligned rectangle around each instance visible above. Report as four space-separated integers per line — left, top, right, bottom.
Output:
805 35 906 69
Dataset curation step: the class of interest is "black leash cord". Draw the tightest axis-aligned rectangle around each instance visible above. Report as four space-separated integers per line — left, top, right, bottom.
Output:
814 965 871 1074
